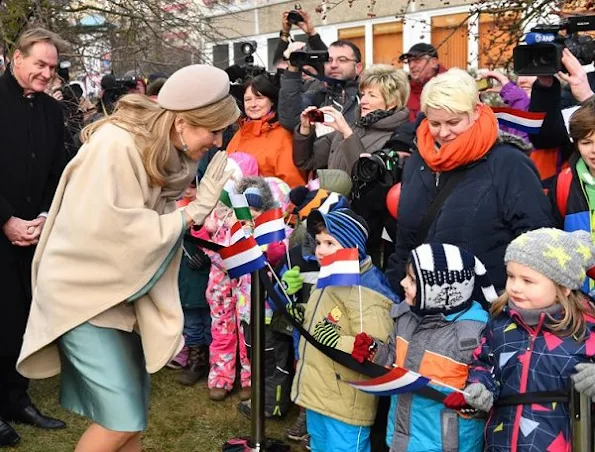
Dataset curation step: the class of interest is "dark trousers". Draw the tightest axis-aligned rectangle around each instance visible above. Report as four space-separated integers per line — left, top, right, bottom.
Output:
183 307 212 347
0 356 30 415
243 322 293 417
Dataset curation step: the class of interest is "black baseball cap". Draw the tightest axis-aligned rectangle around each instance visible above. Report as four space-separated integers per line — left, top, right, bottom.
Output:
399 43 438 62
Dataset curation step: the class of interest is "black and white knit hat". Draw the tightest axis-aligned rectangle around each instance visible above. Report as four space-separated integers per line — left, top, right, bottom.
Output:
409 243 498 315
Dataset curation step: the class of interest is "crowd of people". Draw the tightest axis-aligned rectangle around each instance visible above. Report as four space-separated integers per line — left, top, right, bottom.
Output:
2 6 595 452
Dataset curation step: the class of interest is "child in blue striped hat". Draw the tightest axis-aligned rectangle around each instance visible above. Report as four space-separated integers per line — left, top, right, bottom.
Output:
352 243 493 452
288 207 398 452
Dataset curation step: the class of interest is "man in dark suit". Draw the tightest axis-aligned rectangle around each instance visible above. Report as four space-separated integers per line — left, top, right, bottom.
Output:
0 27 68 446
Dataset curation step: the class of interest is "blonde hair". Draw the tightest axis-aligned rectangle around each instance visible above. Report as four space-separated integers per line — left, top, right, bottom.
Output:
421 68 478 116
15 28 69 57
491 288 595 341
81 94 240 186
359 64 410 109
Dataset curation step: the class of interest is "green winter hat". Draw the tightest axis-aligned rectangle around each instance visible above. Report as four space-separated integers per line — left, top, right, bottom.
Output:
505 228 595 290
317 169 352 197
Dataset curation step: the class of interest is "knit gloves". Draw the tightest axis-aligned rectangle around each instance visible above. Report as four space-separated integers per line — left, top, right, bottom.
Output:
444 383 493 412
184 152 234 226
351 332 377 363
313 319 341 348
187 248 211 271
572 363 595 400
281 266 304 295
463 383 493 412
286 302 305 324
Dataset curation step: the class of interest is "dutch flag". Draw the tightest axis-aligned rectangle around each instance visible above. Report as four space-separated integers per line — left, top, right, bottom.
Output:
253 208 286 246
230 221 247 245
219 236 267 279
491 107 545 135
317 248 360 289
348 366 431 396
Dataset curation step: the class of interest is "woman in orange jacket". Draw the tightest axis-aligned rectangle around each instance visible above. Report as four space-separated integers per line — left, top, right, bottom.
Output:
227 75 306 188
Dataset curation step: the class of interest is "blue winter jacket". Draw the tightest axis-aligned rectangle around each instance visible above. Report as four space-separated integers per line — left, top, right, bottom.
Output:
386 136 554 299
468 303 595 451
376 301 488 452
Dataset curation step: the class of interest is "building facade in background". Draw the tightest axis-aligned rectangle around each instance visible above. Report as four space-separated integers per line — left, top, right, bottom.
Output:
199 0 535 71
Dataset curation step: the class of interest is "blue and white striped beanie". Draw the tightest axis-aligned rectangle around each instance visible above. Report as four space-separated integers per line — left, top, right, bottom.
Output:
410 243 497 315
307 208 369 259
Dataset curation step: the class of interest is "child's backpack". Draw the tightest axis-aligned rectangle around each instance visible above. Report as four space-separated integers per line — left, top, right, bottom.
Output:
556 167 573 218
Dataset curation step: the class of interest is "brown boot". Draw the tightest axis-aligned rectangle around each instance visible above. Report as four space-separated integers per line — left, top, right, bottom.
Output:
178 345 209 386
239 386 251 401
209 387 228 401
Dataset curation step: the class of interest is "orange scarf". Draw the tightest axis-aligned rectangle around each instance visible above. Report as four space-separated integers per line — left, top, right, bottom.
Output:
416 104 499 172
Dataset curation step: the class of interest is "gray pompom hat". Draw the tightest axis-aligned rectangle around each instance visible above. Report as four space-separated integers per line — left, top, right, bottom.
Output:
504 228 595 290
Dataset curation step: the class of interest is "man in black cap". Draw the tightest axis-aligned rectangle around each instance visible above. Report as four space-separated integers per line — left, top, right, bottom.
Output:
399 43 445 122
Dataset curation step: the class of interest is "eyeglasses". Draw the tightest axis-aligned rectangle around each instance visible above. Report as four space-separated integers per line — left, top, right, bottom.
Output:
325 57 358 65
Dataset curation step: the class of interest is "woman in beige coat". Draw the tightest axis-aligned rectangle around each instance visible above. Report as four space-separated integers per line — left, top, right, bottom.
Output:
16 65 239 452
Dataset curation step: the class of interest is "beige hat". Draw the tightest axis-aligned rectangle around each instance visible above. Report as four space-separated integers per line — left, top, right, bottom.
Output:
158 64 230 111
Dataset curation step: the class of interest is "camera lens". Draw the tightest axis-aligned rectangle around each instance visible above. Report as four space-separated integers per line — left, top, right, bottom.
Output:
357 158 382 183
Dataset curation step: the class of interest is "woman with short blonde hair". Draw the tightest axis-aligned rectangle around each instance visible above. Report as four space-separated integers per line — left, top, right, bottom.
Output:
18 65 240 452
359 64 410 112
294 64 410 175
386 67 553 309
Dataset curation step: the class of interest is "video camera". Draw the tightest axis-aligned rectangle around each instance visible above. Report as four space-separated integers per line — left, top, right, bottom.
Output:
99 74 140 115
288 50 329 68
514 15 595 75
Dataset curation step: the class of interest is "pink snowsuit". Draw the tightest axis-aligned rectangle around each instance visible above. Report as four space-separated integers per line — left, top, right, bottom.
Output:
200 214 251 391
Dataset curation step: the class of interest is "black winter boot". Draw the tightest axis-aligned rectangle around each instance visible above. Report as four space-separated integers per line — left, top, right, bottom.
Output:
178 345 209 386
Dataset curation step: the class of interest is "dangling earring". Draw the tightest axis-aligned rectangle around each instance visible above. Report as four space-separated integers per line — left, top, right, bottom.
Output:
178 129 188 152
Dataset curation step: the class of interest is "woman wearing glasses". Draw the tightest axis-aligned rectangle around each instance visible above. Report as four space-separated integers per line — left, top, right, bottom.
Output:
292 64 410 175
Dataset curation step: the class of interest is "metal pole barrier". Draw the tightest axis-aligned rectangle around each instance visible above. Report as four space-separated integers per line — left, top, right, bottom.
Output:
250 270 265 450
571 382 593 451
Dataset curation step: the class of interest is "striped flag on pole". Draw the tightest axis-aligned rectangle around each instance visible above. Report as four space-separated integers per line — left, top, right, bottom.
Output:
219 180 236 208
347 366 431 396
230 193 252 221
253 208 286 246
317 248 360 289
230 221 247 245
491 107 545 135
219 236 267 279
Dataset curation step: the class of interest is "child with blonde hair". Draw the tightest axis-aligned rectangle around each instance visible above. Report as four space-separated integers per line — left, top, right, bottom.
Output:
445 228 595 451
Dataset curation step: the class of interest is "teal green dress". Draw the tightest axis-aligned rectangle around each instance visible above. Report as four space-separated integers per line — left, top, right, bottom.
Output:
57 218 185 432
58 323 150 432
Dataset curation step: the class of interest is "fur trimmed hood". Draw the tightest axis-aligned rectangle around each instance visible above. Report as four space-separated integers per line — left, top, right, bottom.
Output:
236 176 277 211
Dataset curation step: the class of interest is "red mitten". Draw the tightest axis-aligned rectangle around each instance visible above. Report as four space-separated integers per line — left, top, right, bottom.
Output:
352 333 374 363
443 392 468 410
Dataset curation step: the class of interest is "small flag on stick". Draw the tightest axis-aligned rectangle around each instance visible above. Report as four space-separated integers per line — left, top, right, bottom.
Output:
230 221 247 245
254 208 286 246
219 236 266 279
317 248 360 289
347 366 431 396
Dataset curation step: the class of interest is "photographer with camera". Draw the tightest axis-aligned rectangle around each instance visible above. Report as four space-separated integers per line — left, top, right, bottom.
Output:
526 48 595 175
293 65 410 176
91 73 145 122
47 64 85 161
279 38 363 132
273 7 328 68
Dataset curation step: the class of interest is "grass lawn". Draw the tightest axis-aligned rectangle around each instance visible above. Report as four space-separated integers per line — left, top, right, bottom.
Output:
17 370 301 451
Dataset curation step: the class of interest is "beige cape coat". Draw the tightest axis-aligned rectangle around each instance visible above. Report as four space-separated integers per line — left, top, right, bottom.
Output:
17 123 197 379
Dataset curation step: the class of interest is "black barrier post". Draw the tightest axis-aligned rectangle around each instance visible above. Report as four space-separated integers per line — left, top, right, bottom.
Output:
249 270 265 450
